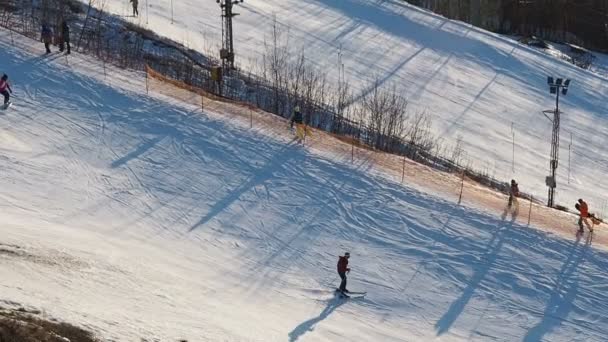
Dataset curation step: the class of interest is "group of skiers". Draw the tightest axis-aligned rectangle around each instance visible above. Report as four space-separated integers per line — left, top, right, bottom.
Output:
506 179 600 234
41 20 71 55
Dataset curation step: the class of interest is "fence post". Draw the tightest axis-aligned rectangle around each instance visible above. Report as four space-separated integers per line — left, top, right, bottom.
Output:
401 155 406 183
527 196 533 226
458 171 465 205
145 67 149 94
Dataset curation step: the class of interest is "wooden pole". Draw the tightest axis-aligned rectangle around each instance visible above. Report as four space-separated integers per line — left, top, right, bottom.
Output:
351 141 354 164
401 155 406 183
145 68 149 94
250 108 253 128
568 132 572 184
511 122 515 173
527 196 533 226
458 171 465 204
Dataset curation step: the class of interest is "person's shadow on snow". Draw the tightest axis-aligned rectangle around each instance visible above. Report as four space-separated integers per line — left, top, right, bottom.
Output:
288 293 347 342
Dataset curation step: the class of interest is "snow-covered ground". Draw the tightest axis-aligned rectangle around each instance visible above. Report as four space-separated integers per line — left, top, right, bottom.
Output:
94 0 608 211
2 26 608 341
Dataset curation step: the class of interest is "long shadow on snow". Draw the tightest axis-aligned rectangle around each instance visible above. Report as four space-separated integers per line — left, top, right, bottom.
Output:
523 235 591 342
435 219 511 335
275 154 608 337
288 293 348 342
188 143 295 231
310 0 608 121
5 50 291 232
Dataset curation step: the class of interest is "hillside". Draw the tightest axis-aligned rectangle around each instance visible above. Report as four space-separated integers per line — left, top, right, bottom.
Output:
93 0 608 212
2 25 608 341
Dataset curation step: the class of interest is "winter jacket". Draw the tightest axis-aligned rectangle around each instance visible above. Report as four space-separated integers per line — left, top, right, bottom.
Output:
0 79 10 93
41 25 53 44
510 183 519 197
291 106 303 125
337 256 350 273
61 22 70 42
579 200 589 217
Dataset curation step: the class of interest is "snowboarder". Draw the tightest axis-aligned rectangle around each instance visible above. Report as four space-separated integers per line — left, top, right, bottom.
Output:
508 179 519 210
0 74 12 108
130 0 139 17
337 252 350 295
59 20 71 55
290 105 306 142
501 179 519 220
41 23 53 54
575 199 593 233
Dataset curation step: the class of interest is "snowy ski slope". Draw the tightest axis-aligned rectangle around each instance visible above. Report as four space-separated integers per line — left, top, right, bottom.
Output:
97 0 608 211
2 27 608 341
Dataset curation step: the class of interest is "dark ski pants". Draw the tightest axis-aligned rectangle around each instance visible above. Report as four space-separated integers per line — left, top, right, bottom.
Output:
1 90 9 105
60 40 71 54
338 272 347 292
44 42 51 54
579 216 591 231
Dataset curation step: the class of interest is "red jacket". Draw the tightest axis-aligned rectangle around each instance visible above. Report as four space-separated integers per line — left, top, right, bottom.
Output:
0 79 9 93
337 256 350 273
580 201 589 217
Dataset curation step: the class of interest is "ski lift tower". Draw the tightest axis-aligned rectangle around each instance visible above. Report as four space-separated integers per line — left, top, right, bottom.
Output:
217 0 243 72
544 76 571 208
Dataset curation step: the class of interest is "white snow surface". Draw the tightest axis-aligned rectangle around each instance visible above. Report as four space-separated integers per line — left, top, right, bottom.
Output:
97 0 608 210
2 26 608 341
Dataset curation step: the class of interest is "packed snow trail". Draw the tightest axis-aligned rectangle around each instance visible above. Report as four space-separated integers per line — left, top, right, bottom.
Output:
2 28 608 341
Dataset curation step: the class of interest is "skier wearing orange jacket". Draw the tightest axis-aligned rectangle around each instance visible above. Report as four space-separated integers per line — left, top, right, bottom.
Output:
576 199 593 233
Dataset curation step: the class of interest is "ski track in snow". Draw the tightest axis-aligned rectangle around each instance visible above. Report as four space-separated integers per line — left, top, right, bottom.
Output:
1 27 608 341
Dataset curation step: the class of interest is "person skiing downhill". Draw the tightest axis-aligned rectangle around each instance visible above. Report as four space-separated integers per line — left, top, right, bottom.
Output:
41 23 53 54
59 20 71 54
508 179 519 210
576 198 593 233
501 179 520 220
130 0 139 17
337 252 351 295
290 105 306 142
0 74 12 108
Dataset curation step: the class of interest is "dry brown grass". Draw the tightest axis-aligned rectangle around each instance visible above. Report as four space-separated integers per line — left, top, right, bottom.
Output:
0 308 98 342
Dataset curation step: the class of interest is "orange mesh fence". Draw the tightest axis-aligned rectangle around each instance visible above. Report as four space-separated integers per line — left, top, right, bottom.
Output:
145 64 260 110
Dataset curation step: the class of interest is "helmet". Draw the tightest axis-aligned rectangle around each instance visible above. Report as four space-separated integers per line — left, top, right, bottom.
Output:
1 74 7 81
511 179 516 185
344 252 350 257
578 198 583 203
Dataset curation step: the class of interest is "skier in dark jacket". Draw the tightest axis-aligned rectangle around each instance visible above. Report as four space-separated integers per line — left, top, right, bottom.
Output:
0 74 12 107
41 23 53 54
337 252 351 294
130 0 139 17
59 20 71 54
508 179 519 209
290 105 303 129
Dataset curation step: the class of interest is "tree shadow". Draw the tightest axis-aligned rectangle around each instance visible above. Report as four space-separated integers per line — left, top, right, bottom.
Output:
435 220 510 335
111 135 166 168
288 293 347 342
523 235 590 342
188 144 297 231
